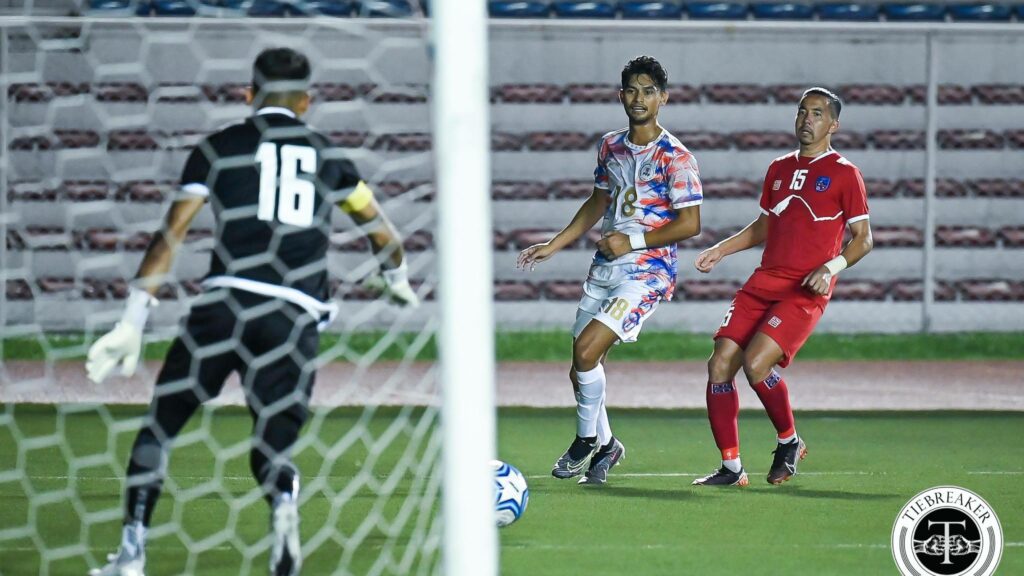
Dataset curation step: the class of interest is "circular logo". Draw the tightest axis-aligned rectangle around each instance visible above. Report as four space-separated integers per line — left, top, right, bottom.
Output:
638 161 656 182
892 486 1003 576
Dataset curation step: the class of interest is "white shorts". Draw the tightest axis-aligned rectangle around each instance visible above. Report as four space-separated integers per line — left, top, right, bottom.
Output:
572 279 666 343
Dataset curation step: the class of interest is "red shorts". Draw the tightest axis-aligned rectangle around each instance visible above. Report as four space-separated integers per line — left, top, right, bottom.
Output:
713 271 829 367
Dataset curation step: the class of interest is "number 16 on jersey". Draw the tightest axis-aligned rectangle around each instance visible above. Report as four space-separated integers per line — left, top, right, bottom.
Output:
256 142 316 228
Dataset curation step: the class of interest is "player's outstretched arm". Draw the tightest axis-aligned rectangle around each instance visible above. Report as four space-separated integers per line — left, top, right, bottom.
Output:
86 195 205 384
802 218 873 295
518 188 610 270
341 182 419 308
695 213 768 273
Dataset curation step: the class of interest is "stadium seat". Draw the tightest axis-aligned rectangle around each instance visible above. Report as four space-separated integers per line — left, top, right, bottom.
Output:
357 0 415 17
970 179 1024 198
543 281 584 300
403 230 434 251
685 1 748 19
62 180 111 201
6 280 33 300
91 83 147 102
362 84 428 103
959 280 1024 301
667 85 701 103
567 83 620 103
899 178 967 197
935 226 996 247
704 83 770 104
367 181 408 199
1005 129 1024 148
497 84 565 103
552 1 618 18
733 130 791 150
817 2 880 20
769 84 807 105
999 227 1024 248
9 135 54 151
489 1 551 18
973 84 1024 104
831 281 888 301
331 234 370 252
327 131 368 148
202 83 248 103
526 131 592 151
82 229 153 252
906 84 973 105
154 83 203 103
372 132 432 151
938 129 1004 150
870 130 924 150
492 132 526 151
151 0 197 16
194 0 248 16
890 280 956 302
115 181 171 202
494 281 542 301
679 228 717 248
549 179 594 199
882 3 946 21
108 130 159 150
750 2 814 20
23 228 73 251
948 3 1012 21
509 229 560 250
872 226 923 247
675 131 731 150
621 1 685 19
55 130 101 148
864 179 899 198
702 179 759 198
830 131 867 149
681 280 741 300
87 0 152 15
302 0 357 16
492 180 549 200
839 84 905 105
312 83 357 101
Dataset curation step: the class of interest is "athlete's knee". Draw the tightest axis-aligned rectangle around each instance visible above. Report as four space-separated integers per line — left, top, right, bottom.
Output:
742 351 775 385
707 351 738 382
572 338 603 372
127 428 169 481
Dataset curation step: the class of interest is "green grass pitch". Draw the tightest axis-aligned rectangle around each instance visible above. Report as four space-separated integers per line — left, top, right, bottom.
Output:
1 406 1021 575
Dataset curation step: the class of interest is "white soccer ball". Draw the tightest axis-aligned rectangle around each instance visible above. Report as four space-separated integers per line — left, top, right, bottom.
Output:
492 459 529 527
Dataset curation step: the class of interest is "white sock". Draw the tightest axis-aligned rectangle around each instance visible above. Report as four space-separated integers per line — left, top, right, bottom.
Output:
596 400 612 446
778 432 798 444
575 364 606 438
121 522 147 558
722 458 743 473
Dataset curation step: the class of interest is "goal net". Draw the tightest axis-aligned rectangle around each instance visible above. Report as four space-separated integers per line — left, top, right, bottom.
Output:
1 8 494 575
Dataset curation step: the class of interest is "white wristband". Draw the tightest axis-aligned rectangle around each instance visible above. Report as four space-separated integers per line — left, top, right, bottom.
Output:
823 255 848 276
382 259 409 288
122 287 158 330
628 232 647 251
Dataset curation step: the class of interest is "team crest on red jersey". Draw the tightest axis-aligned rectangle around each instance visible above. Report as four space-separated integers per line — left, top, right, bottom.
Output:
815 176 831 192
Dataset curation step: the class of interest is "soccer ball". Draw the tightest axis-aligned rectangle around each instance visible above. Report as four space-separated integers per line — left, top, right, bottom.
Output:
492 460 529 527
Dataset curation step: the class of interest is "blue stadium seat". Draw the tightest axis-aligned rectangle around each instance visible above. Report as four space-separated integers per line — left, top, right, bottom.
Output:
489 1 550 18
248 0 294 16
303 0 356 15
552 1 617 17
152 0 197 15
685 2 748 19
817 2 880 21
882 3 946 21
358 0 414 17
948 3 1012 21
750 2 813 19
1019 4 1024 19
621 1 684 19
87 0 152 15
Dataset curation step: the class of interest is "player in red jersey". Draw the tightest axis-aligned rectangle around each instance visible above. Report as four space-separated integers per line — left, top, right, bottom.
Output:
691 87 873 486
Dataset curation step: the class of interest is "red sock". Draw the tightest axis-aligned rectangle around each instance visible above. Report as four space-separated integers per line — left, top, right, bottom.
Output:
751 370 795 438
706 380 739 460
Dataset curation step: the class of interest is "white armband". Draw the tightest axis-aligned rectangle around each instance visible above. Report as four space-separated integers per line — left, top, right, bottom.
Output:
122 287 159 331
823 255 848 276
628 232 647 251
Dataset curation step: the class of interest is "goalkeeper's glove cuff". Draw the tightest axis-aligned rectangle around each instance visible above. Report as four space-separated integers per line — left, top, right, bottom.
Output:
122 287 159 331
381 260 409 289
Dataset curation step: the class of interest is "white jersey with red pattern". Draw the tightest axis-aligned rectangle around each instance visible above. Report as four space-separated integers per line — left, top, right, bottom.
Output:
591 127 703 300
757 148 869 281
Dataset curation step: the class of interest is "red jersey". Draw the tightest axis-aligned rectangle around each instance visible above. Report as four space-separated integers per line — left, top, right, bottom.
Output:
756 149 869 281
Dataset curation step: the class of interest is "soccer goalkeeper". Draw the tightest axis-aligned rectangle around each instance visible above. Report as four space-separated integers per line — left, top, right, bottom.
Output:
85 47 418 576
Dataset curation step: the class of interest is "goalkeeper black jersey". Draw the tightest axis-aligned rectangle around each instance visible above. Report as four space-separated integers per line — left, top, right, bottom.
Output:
179 107 360 303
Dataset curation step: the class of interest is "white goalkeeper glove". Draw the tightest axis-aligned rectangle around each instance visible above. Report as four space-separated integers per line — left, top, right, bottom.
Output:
365 260 420 308
86 288 158 384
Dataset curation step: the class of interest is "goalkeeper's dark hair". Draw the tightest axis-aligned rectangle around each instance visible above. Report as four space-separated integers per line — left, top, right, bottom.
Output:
252 47 311 100
801 87 842 119
621 55 668 92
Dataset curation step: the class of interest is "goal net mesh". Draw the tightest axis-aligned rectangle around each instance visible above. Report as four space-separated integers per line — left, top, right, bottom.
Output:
1 11 443 576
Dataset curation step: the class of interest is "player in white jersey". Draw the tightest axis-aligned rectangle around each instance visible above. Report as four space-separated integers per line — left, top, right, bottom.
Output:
517 56 703 484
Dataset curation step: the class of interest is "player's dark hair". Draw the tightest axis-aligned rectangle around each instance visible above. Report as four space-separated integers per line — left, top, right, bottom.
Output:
801 87 842 119
621 56 668 92
252 47 311 99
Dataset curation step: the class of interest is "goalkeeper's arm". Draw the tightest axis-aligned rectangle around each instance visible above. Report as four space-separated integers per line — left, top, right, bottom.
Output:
339 181 419 308
86 196 205 383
